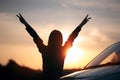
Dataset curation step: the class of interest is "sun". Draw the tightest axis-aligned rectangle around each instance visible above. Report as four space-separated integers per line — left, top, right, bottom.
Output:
64 46 83 68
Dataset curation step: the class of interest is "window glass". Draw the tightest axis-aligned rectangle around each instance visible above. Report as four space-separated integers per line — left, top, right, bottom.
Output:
100 48 120 65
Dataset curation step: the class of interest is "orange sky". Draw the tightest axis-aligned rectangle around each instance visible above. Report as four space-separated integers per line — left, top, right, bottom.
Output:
0 0 120 70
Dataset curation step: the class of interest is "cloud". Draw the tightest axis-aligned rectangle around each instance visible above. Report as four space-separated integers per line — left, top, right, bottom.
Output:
89 29 108 42
59 0 120 10
0 0 63 13
0 0 120 14
79 28 111 45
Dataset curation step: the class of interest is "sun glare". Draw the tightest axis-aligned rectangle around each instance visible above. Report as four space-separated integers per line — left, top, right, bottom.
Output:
65 46 83 68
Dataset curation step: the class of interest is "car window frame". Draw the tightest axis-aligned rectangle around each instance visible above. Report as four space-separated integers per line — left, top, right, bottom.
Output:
84 42 120 69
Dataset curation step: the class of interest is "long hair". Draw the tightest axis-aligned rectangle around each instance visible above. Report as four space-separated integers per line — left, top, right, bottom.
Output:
48 30 63 47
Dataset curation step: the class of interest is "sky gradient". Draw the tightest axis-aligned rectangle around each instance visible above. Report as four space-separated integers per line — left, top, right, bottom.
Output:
0 0 120 70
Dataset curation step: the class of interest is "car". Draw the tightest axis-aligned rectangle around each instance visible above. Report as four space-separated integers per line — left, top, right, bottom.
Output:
59 41 120 80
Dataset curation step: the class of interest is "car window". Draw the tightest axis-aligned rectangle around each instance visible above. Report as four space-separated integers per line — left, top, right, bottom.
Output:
100 52 117 65
100 48 120 65
85 42 120 69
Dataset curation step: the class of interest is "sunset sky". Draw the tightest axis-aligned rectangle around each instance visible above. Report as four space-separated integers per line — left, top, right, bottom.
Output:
0 0 120 70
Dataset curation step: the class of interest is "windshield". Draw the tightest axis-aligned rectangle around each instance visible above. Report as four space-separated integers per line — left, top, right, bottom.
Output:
85 42 120 69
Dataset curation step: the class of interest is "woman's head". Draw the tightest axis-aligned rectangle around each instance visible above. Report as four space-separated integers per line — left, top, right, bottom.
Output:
48 30 63 47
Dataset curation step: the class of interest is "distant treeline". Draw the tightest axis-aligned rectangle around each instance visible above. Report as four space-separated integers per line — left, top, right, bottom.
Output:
0 59 80 80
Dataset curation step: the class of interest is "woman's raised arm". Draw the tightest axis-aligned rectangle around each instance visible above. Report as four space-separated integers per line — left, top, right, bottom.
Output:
65 15 91 47
16 13 46 54
16 13 39 38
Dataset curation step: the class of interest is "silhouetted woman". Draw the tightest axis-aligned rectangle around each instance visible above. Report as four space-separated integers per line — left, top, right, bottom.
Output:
16 14 91 80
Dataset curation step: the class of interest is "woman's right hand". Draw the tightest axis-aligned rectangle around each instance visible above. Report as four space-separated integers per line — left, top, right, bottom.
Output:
78 14 91 28
16 13 27 24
